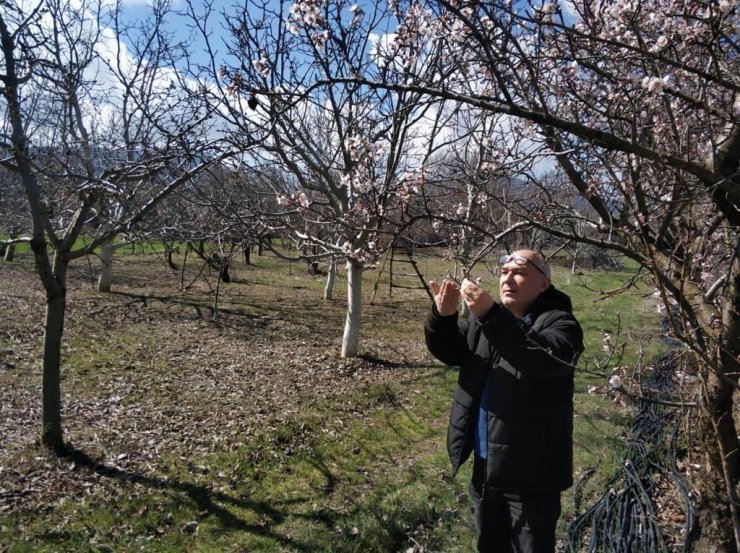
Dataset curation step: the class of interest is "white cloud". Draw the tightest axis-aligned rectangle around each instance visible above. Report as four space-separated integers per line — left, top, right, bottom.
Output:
558 0 580 23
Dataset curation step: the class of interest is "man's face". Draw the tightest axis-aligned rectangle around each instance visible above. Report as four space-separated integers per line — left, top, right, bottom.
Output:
498 251 550 318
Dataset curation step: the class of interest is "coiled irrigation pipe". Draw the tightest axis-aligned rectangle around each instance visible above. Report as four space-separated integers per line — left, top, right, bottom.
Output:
566 355 696 552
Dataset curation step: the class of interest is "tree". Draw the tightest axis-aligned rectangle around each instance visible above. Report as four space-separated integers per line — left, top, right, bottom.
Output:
0 0 237 450
192 0 453 357
281 0 738 547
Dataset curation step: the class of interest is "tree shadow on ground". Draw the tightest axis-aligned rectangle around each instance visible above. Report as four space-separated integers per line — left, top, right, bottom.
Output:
54 441 445 552
359 351 439 370
57 445 319 551
104 290 271 331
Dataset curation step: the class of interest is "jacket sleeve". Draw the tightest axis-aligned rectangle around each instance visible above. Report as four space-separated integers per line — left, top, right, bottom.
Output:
478 304 583 378
424 304 469 367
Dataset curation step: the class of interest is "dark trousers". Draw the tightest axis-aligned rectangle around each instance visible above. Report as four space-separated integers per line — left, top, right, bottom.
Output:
470 455 561 553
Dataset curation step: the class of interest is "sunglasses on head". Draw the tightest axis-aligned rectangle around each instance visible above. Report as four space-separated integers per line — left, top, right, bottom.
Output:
499 254 549 278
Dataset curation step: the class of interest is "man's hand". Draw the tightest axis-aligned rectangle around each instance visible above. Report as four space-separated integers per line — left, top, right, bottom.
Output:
460 278 496 318
429 278 460 316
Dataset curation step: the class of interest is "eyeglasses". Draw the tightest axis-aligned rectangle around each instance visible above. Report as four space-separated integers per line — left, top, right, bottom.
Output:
499 254 550 279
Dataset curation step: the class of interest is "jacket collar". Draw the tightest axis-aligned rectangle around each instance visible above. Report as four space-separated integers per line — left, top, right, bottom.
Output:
520 285 574 329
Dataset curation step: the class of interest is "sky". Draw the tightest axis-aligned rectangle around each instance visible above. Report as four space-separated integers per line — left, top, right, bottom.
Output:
117 0 235 69
114 0 558 174
8 0 563 174
114 0 580 77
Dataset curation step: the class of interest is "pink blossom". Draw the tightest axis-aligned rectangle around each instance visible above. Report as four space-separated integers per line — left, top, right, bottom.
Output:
642 76 664 93
287 0 326 30
252 53 271 77
350 5 364 26
311 30 329 49
297 192 310 209
450 19 468 42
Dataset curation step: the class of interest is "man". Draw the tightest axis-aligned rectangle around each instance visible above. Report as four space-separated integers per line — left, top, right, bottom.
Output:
425 249 584 553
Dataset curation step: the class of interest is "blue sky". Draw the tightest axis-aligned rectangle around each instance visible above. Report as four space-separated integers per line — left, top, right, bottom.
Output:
117 0 235 69
110 0 562 175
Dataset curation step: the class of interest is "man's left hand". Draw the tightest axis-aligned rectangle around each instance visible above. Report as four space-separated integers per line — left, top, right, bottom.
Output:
461 278 496 318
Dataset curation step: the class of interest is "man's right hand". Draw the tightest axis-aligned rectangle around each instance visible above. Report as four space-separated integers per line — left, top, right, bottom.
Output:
429 278 460 316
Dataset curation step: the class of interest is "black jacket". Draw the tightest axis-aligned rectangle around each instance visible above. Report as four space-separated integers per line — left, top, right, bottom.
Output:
425 286 584 492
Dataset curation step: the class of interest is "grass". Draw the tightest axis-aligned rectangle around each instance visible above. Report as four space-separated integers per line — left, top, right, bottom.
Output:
0 246 665 552
4 371 468 552
0 234 200 257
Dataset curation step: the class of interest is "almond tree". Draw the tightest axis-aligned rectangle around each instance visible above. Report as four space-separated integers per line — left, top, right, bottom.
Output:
189 0 454 357
311 0 738 546
0 0 237 450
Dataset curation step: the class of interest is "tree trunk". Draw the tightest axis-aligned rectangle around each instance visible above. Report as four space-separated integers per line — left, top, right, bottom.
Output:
4 228 17 261
341 259 362 358
4 242 15 262
703 366 740 552
324 257 337 300
163 242 179 271
709 251 740 551
97 238 114 292
42 260 67 450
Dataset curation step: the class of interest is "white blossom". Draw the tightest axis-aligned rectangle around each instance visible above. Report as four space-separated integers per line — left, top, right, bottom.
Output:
450 19 468 42
642 76 664 93
355 179 372 193
295 191 310 210
311 30 329 49
252 52 271 77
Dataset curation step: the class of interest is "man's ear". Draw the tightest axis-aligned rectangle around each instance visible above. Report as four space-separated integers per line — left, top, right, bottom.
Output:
540 278 551 292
